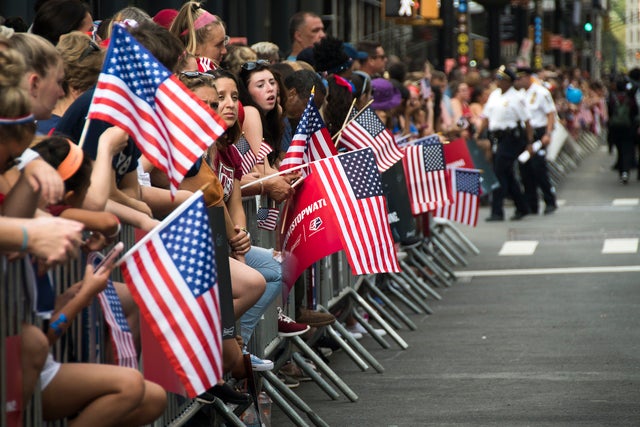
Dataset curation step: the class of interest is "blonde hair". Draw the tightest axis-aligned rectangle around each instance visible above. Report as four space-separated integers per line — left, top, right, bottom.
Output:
223 45 257 76
170 1 224 57
56 31 104 94
8 32 61 77
0 48 35 144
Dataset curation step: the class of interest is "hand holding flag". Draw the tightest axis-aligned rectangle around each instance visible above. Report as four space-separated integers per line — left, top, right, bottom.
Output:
88 24 227 196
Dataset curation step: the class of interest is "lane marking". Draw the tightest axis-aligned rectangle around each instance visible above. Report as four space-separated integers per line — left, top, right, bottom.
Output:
602 238 639 254
458 265 640 277
498 240 538 256
612 198 639 206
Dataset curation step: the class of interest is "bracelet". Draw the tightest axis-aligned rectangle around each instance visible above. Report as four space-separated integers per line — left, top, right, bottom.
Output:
50 313 68 337
107 221 121 239
20 226 28 252
16 148 40 171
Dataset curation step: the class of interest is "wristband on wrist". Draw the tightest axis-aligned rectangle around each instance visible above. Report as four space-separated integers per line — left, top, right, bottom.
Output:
50 313 68 336
16 148 41 171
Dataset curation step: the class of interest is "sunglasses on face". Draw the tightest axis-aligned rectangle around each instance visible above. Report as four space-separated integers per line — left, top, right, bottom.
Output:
241 59 269 71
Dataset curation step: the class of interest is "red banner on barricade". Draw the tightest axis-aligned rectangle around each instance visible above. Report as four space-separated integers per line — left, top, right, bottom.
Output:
5 336 22 427
443 137 474 169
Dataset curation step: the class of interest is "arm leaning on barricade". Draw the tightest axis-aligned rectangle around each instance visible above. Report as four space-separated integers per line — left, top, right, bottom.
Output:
0 216 84 266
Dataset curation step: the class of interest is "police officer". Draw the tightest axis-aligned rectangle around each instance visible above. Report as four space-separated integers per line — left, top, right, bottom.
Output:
475 66 533 221
515 66 557 214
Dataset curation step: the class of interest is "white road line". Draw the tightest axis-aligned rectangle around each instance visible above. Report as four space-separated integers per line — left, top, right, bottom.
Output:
457 265 640 277
602 238 639 254
612 198 639 206
498 240 538 256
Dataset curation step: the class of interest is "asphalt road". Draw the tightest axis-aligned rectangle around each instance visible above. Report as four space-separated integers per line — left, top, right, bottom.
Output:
270 142 640 427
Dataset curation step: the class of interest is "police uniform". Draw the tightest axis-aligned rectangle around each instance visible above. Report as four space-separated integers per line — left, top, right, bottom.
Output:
517 67 557 214
482 67 531 221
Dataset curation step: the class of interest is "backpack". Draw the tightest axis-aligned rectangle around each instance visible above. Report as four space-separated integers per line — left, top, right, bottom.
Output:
609 95 632 128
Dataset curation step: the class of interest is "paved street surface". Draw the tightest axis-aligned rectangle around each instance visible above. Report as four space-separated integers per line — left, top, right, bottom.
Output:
271 143 640 426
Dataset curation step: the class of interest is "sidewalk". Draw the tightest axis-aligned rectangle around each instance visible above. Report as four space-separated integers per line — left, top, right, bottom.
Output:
270 142 640 426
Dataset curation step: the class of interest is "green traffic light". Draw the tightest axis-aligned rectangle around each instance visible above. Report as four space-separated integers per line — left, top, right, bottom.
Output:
584 22 593 32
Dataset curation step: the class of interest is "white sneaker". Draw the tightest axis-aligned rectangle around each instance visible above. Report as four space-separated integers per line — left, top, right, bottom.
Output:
337 327 362 340
348 321 387 337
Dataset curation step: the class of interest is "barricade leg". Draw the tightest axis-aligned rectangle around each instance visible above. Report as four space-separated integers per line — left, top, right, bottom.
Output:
290 335 359 402
325 325 369 371
339 305 391 349
347 288 409 349
363 277 417 331
365 293 404 330
387 274 427 314
290 351 341 399
318 306 385 373
261 377 312 427
436 220 480 255
407 247 454 287
432 231 468 266
399 259 442 301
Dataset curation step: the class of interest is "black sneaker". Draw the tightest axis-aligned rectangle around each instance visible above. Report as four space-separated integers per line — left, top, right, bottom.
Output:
509 211 528 221
197 383 251 405
485 215 504 222
543 205 557 215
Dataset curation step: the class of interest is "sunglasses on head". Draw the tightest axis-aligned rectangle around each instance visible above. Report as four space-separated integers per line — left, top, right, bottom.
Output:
181 71 216 79
241 59 269 71
78 40 100 61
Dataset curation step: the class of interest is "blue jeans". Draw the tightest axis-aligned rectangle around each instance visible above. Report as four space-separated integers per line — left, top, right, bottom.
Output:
240 246 282 343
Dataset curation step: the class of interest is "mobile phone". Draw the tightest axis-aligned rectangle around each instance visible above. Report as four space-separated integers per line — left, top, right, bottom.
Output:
88 242 124 272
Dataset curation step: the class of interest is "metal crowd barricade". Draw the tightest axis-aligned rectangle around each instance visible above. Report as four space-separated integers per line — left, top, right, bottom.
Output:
1 256 42 427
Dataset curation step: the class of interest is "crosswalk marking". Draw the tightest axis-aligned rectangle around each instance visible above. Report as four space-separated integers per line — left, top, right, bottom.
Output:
499 241 538 256
601 238 639 254
612 198 639 206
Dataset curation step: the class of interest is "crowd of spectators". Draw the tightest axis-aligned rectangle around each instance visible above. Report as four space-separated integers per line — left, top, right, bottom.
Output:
0 0 634 425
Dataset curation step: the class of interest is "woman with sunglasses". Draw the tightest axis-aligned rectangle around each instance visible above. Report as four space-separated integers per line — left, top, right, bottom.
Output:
179 70 282 376
170 1 229 72
37 32 104 135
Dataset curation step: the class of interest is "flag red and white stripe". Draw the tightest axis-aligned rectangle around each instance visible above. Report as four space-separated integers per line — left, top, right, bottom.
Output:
280 92 336 172
338 107 404 172
121 191 222 397
434 168 481 226
97 280 138 369
402 136 452 215
311 149 399 275
88 25 227 195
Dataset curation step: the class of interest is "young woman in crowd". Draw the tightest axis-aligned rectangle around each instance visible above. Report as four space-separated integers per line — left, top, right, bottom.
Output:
170 1 228 72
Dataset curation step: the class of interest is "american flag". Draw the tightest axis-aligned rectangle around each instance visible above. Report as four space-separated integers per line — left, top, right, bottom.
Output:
88 25 227 195
434 168 481 227
197 56 215 72
338 107 404 172
256 206 279 230
311 148 400 275
279 92 337 172
236 135 273 175
97 280 138 369
120 191 222 397
403 135 452 215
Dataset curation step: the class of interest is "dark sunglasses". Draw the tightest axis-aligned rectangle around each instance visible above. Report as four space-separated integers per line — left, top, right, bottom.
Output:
241 60 269 71
78 40 100 61
181 71 216 79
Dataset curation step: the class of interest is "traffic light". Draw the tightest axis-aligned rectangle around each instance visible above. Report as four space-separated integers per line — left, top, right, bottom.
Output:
584 14 593 32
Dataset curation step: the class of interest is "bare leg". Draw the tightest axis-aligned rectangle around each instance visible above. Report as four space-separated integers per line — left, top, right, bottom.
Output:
229 257 265 318
42 363 166 427
20 324 49 404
